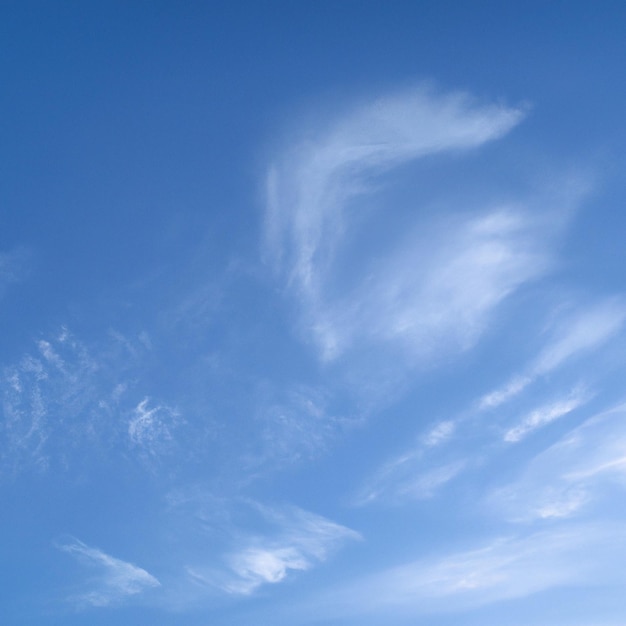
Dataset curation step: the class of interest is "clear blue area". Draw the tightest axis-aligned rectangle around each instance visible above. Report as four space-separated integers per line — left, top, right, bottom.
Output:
2 2 626 624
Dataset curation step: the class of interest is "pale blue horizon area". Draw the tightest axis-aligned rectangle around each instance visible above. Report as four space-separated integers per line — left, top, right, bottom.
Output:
2 2 626 625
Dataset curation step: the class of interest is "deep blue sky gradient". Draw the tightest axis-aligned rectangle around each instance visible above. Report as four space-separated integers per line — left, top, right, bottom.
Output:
3 3 626 625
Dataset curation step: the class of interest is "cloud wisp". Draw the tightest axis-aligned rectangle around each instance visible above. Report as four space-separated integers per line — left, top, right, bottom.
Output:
128 397 182 460
0 326 194 477
264 87 548 364
491 403 626 522
57 538 160 608
223 512 359 595
353 388 588 507
182 501 360 596
354 445 466 506
0 329 99 474
265 87 525 291
503 388 589 443
336 208 554 364
480 298 626 410
309 523 624 620
244 385 360 474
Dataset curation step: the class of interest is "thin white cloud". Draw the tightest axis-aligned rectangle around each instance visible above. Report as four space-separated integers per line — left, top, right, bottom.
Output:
317 523 624 619
335 208 551 363
503 388 589 443
491 403 626 522
0 327 190 476
264 87 538 363
265 87 524 281
2 357 51 473
532 298 626 375
0 329 105 473
423 420 456 447
221 547 310 594
399 461 466 500
224 508 359 595
354 445 465 506
479 375 532 410
354 450 419 506
57 537 160 608
128 397 181 458
480 298 626 410
258 502 362 558
247 386 360 472
183 501 360 596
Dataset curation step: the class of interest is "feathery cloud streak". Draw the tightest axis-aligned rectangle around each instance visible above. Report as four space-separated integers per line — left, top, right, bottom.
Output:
480 298 626 409
128 397 182 459
57 538 160 608
263 87 563 364
0 327 189 477
265 88 525 289
351 292 626 506
185 502 360 596
492 403 626 522
337 209 551 362
503 388 589 443
312 523 625 619
354 446 466 506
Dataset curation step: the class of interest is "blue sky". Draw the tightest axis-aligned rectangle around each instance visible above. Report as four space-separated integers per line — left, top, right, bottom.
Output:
2 2 626 624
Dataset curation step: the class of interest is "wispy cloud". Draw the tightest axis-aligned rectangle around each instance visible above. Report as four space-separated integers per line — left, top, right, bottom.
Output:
57 537 160 608
503 388 589 443
422 420 456 447
480 298 626 410
265 87 525 284
245 386 359 473
533 298 626 375
0 327 186 476
128 397 182 459
479 375 533 410
357 421 457 502
338 209 551 362
223 508 359 595
180 500 360 596
309 523 625 619
354 446 466 506
219 546 310 593
0 329 99 473
491 403 626 522
264 87 543 363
